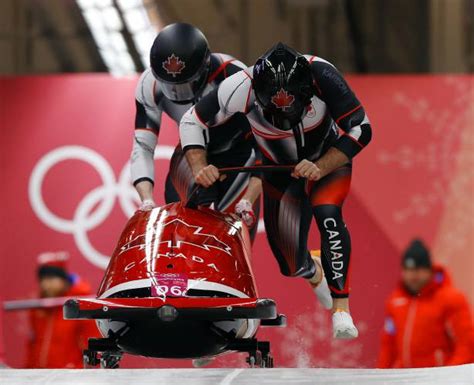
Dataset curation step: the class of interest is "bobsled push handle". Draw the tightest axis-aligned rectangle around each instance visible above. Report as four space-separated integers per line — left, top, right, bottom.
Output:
218 165 294 175
185 165 294 208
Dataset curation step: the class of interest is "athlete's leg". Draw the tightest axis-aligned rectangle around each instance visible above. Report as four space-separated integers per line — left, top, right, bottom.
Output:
247 199 260 242
212 150 261 244
165 145 194 204
309 165 352 300
313 205 352 298
309 164 358 338
262 173 316 278
164 173 180 203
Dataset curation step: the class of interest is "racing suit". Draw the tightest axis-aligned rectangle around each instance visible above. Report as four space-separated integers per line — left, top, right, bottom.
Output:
131 53 260 238
179 55 372 298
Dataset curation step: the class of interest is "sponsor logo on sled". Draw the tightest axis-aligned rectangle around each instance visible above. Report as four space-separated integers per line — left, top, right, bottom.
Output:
162 54 185 77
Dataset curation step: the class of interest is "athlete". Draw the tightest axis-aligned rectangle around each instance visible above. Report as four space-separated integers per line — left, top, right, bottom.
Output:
179 43 372 339
131 23 261 235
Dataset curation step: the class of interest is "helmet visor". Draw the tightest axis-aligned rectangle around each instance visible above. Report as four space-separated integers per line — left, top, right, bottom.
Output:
160 81 197 102
154 64 209 103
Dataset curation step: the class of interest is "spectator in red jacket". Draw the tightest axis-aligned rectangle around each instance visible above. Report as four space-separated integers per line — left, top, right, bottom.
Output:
25 252 98 368
378 239 473 368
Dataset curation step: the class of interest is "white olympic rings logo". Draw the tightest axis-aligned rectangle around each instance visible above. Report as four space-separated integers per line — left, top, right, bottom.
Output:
28 145 174 269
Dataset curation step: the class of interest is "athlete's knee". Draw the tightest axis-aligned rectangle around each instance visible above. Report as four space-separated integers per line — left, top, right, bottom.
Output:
279 256 316 278
264 228 315 279
313 204 344 230
313 205 351 248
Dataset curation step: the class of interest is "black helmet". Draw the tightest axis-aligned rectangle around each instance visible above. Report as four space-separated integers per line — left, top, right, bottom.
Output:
253 43 314 130
150 23 211 103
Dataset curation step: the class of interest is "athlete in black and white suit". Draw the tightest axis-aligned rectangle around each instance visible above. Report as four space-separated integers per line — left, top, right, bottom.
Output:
131 23 261 235
180 43 372 339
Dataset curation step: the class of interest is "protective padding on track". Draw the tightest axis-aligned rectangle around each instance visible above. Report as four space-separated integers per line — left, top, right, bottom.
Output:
0 365 472 385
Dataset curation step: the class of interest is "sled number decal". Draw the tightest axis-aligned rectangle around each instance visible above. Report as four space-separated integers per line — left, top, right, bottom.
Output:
151 273 188 297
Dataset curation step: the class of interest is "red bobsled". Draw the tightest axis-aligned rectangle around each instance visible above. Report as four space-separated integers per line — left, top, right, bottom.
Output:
64 179 286 368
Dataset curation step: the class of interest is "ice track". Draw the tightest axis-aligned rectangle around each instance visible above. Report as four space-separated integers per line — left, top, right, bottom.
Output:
1 365 473 385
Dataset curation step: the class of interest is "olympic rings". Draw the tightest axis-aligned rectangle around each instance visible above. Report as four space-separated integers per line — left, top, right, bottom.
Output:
28 145 175 269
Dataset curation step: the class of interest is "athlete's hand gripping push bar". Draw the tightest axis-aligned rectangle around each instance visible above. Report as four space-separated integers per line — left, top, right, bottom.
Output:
195 161 322 187
185 165 295 209
217 165 295 175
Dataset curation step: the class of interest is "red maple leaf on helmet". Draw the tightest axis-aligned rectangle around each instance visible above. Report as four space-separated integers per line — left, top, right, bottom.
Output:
162 54 186 77
271 88 295 111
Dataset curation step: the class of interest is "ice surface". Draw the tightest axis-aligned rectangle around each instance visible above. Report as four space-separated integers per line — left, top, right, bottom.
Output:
0 365 472 385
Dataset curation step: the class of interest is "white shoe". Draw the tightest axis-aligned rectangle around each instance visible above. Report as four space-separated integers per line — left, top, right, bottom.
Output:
314 276 333 310
332 311 359 339
308 250 333 310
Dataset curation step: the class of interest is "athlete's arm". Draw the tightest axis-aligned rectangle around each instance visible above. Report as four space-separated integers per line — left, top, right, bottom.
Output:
180 71 251 186
311 60 372 177
238 132 263 204
135 180 154 208
314 147 350 179
242 176 262 204
131 73 162 207
235 136 262 226
235 176 261 227
131 100 160 203
185 147 220 188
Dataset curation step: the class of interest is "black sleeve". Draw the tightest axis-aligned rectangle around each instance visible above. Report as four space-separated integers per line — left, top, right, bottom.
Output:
194 89 220 124
180 71 250 153
181 89 220 153
134 100 159 133
311 61 372 158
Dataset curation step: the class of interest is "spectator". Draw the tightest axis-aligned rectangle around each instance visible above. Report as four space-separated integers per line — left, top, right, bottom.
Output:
378 239 473 368
25 252 98 368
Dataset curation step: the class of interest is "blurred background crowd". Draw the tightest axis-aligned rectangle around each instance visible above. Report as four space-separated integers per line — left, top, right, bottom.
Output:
0 0 473 369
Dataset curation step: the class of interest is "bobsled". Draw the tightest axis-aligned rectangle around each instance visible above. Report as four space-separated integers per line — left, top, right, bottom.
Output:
64 167 289 368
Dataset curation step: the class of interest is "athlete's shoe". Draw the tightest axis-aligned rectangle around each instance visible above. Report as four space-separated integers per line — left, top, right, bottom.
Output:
332 310 359 339
308 250 333 310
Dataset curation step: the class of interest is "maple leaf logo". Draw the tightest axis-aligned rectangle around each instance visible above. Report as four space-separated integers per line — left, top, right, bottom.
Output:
161 219 232 255
271 88 295 111
162 54 186 77
118 219 232 257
